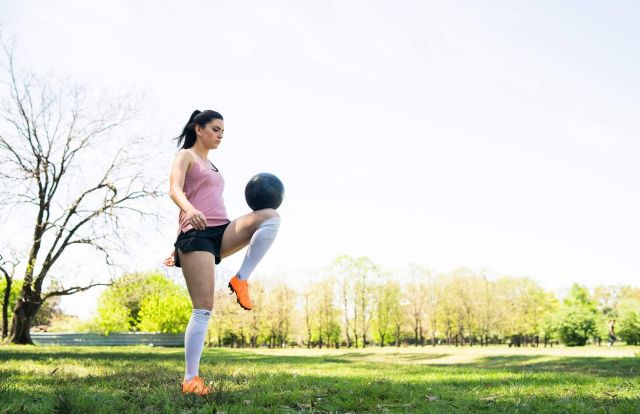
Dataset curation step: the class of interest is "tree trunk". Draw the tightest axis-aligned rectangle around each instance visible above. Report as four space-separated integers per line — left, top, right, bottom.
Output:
343 296 351 348
9 296 42 345
2 277 11 339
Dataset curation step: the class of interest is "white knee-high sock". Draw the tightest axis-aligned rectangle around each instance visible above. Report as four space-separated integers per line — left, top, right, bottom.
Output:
184 308 211 381
237 217 281 280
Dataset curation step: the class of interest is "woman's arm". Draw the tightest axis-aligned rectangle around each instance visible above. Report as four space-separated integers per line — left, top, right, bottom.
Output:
169 150 207 230
165 150 207 268
169 150 195 213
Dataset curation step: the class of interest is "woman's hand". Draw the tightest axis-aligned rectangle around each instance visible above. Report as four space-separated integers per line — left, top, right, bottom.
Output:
163 250 176 267
185 208 207 230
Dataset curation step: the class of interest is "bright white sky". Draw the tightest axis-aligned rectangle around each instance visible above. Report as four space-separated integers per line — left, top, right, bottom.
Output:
1 1 639 317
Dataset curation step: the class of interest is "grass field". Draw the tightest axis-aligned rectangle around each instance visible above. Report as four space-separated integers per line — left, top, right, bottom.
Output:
1 344 639 413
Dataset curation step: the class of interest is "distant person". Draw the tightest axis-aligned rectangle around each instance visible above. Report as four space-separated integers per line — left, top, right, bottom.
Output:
164 110 281 396
608 319 617 347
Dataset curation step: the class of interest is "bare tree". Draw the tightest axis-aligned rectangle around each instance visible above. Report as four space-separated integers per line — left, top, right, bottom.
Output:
447 269 480 346
302 283 313 347
334 255 354 348
478 275 495 346
406 265 428 346
424 273 442 346
353 257 376 348
315 277 339 348
373 278 399 347
247 281 265 348
0 46 162 344
267 282 294 347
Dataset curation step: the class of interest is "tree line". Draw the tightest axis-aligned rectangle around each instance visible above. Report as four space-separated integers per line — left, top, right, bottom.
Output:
4 255 639 347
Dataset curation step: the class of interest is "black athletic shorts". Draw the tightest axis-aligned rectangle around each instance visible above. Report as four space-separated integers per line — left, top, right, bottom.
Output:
174 222 231 267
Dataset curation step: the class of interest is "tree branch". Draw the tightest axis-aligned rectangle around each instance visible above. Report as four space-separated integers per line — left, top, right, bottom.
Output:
1 44 160 320
66 238 114 265
42 282 111 300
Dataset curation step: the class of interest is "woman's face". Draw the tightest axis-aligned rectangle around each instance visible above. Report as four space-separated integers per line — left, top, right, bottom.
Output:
196 119 224 149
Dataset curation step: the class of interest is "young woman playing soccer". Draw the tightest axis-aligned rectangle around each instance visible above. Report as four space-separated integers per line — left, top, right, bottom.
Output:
164 110 281 396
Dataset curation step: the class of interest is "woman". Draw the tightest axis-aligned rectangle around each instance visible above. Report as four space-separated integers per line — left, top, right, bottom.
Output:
164 110 281 396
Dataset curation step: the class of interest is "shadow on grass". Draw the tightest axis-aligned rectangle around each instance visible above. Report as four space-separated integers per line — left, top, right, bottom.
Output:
2 359 640 414
466 355 640 378
328 351 452 362
2 347 639 377
0 346 184 363
0 348 355 369
0 347 442 366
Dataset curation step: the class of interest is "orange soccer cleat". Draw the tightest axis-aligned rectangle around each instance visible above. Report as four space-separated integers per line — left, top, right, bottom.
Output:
228 275 253 310
181 376 211 396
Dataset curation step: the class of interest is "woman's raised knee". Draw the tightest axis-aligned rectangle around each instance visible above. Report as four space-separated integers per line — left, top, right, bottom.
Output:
256 208 280 221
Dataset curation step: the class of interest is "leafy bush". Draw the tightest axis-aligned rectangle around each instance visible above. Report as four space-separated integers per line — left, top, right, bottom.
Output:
556 284 598 346
96 292 132 335
138 290 191 334
556 307 597 346
0 279 23 322
94 272 191 334
617 298 640 345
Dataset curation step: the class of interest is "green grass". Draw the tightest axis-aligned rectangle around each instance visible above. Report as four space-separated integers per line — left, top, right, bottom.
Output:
1 345 639 413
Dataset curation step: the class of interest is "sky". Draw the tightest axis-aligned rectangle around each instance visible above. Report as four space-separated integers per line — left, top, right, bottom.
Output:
1 1 639 317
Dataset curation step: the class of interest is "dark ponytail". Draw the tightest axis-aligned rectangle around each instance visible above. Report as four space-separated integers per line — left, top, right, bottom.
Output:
174 110 224 149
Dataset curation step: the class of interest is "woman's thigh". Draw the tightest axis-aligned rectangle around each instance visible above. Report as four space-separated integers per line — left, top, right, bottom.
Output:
178 249 216 310
220 208 279 259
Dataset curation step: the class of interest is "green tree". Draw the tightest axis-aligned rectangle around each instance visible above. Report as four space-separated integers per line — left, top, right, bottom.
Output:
138 290 191 334
354 258 377 347
617 297 640 345
424 273 443 346
539 293 560 346
335 255 376 347
312 278 341 348
247 281 266 347
94 272 189 335
372 278 400 347
302 282 315 347
405 265 428 346
209 275 251 347
556 284 598 346
446 269 481 346
593 285 620 319
494 276 548 346
96 292 132 335
264 282 295 347
1 278 22 338
334 255 355 348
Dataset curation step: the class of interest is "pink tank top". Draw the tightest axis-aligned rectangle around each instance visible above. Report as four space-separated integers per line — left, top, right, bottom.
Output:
178 151 229 233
